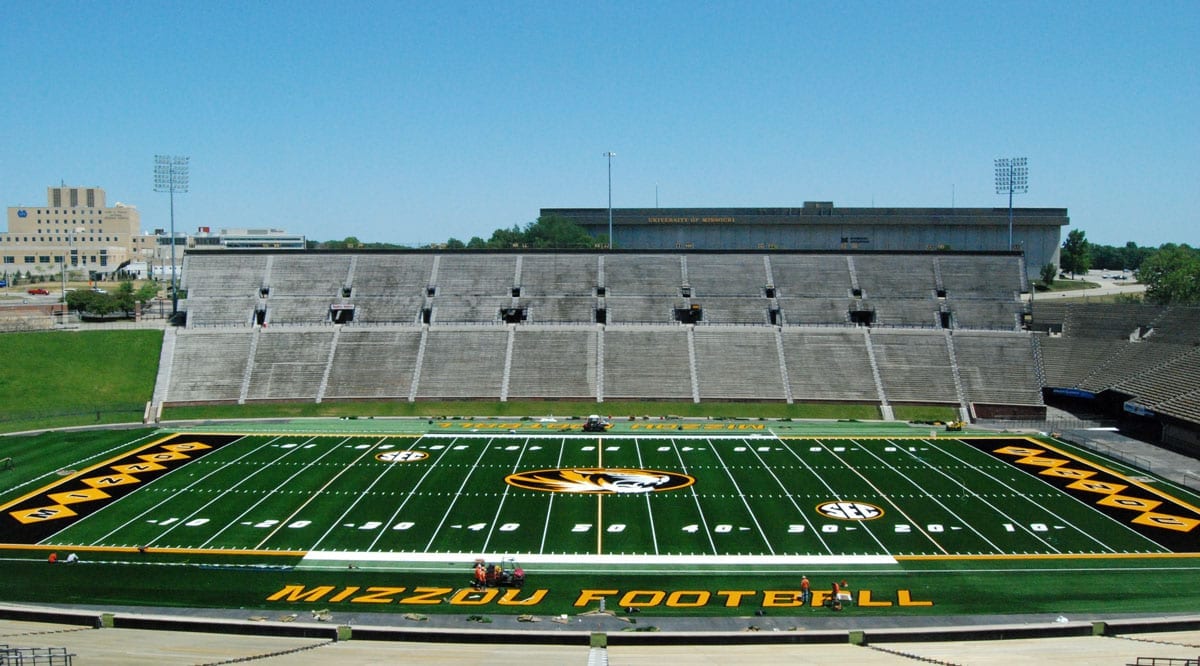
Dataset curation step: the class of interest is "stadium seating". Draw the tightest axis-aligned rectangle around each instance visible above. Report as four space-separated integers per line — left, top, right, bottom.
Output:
414 328 509 399
869 329 959 404
323 328 422 399
507 328 598 399
693 327 786 400
601 327 694 400
779 328 878 402
1033 303 1200 432
164 251 1049 418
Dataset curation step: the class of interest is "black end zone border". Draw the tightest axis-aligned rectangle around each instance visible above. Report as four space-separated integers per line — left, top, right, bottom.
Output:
965 438 1200 553
0 433 241 545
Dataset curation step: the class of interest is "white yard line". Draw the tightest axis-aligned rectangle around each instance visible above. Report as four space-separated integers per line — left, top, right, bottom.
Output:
301 551 897 565
670 437 720 555
633 438 660 556
197 437 349 549
814 438 939 554
421 437 495 552
90 435 278 547
480 437 531 554
537 438 568 555
743 435 830 554
706 438 776 555
857 438 1006 553
925 438 1143 553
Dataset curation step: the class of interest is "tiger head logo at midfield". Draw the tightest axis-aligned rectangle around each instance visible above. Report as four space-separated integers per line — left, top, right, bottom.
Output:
505 468 695 494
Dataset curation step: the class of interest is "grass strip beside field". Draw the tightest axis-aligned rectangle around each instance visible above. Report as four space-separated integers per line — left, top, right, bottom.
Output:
0 330 161 433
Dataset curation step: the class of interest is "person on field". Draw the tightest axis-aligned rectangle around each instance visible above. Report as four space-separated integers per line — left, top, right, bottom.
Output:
801 575 811 606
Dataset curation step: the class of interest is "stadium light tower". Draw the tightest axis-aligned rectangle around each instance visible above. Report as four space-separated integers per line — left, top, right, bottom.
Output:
154 155 189 317
994 157 1028 251
604 151 616 249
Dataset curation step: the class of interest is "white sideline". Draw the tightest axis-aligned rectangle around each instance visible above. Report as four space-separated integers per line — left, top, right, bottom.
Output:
301 551 897 565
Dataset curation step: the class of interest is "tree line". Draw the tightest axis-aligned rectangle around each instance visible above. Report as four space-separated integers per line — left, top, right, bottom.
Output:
309 217 1198 306
1058 230 1199 305
309 215 605 251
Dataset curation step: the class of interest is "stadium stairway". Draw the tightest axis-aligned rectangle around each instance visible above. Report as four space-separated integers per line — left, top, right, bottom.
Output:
149 327 177 418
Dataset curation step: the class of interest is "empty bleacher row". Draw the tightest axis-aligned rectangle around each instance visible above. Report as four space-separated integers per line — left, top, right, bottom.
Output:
181 251 1029 330
162 324 1043 413
161 250 1048 415
1033 303 1200 428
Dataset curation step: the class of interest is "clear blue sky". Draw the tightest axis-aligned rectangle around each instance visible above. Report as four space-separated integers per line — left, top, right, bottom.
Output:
2 1 1196 247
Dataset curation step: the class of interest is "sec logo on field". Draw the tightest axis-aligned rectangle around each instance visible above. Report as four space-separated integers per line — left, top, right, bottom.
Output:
375 450 429 463
816 501 884 521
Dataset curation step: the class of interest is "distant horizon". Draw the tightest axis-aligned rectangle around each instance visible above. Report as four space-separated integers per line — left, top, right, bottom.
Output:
2 2 1196 249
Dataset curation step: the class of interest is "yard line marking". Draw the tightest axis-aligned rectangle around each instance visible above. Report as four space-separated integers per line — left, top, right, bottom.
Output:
2 430 181 517
633 438 660 556
422 437 495 552
891 437 1067 554
308 437 406 551
256 438 384 549
706 438 776 555
815 438 943 555
669 437 720 555
365 434 456 552
537 438 568 555
597 433 603 555
194 437 348 549
777 440 860 555
481 438 531 554
90 435 274 547
856 438 1006 553
742 434 828 554
927 438 1151 553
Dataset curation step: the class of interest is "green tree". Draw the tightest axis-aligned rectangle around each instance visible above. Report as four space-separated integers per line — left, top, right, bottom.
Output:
522 215 598 248
466 236 487 249
1138 244 1200 305
1039 263 1057 288
445 238 466 249
1059 229 1091 278
113 281 137 316
135 282 159 308
487 225 524 249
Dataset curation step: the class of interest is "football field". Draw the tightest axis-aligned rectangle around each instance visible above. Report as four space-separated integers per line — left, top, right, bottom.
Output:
5 430 1198 564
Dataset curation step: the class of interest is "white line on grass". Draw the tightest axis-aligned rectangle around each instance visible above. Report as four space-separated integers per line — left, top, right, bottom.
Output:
633 437 660 556
856 438 1006 553
90 435 278 547
813 438 934 554
706 438 777 555
421 436 496 552
480 437 531 554
925 438 1149 553
741 433 828 554
537 438 568 555
669 437 720 555
365 435 454 553
199 437 351 549
301 551 898 565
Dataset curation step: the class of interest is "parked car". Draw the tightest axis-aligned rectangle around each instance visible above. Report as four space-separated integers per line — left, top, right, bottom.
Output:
27 288 50 295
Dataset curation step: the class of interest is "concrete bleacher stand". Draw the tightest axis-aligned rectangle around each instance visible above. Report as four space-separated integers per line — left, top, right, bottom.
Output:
1032 302 1200 452
161 250 1050 420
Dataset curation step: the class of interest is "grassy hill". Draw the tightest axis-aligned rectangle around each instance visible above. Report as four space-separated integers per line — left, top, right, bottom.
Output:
0 329 162 432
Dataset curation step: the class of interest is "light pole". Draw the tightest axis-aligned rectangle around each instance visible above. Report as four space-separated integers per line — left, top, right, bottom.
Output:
154 155 189 317
603 152 616 249
994 157 1028 251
